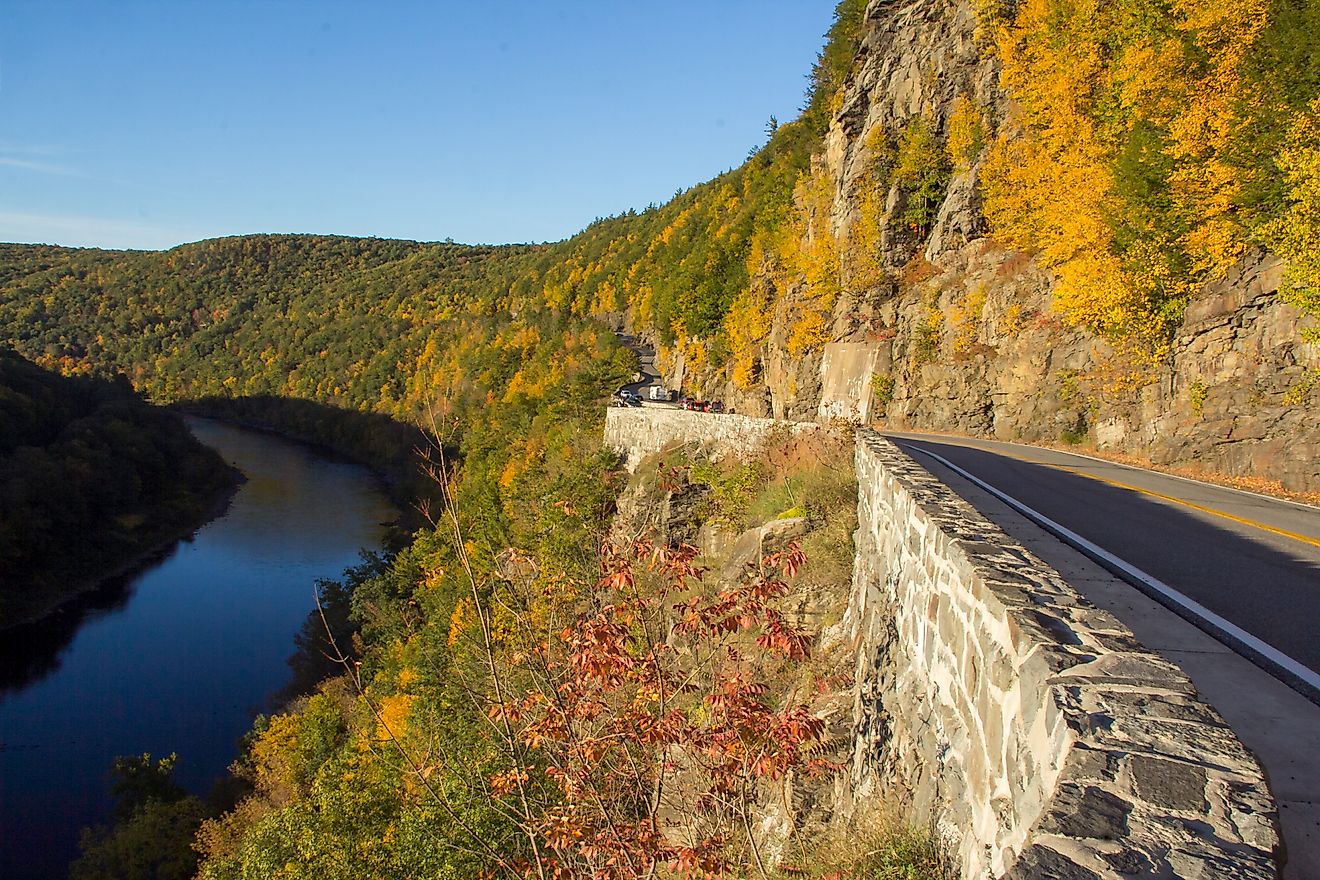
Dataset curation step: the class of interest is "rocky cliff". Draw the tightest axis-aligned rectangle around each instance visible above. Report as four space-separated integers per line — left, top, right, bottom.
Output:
671 0 1320 492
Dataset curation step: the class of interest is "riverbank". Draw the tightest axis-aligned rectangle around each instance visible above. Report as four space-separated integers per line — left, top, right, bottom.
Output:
0 354 250 632
0 463 244 632
1 418 403 880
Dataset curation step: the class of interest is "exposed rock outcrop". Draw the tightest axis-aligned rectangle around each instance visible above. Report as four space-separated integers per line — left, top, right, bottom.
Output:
675 0 1320 492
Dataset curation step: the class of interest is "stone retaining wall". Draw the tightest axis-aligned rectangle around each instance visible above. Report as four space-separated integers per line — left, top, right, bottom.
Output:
603 411 1281 878
604 407 830 471
846 429 1279 879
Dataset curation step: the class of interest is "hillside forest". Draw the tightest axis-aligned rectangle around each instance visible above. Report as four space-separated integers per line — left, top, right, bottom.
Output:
0 350 237 628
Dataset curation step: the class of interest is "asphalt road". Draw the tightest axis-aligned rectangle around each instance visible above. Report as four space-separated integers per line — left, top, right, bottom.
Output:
617 333 663 398
886 432 1320 699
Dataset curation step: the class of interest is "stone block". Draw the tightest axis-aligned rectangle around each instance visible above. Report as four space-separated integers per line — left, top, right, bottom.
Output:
1037 784 1133 841
1052 652 1198 693
1129 754 1208 813
1060 746 1122 785
1006 844 1102 880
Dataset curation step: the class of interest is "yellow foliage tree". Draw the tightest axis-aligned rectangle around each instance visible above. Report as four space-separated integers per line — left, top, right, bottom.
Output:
1262 98 1320 342
1164 0 1272 274
981 0 1254 357
781 166 841 356
842 179 885 291
946 95 987 173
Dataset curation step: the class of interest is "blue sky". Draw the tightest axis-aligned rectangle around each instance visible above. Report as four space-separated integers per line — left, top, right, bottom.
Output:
1 1 836 250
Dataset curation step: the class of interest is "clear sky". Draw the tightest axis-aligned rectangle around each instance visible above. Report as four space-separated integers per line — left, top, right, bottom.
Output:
1 1 837 251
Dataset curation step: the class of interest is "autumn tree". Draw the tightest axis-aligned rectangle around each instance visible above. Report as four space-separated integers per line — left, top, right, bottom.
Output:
476 538 829 878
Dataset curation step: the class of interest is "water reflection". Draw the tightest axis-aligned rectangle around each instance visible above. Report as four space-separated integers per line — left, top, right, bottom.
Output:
0 418 399 880
0 551 176 699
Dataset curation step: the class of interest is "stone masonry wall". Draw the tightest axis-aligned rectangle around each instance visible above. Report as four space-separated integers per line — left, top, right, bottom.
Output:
604 407 830 472
846 429 1279 879
603 411 1281 878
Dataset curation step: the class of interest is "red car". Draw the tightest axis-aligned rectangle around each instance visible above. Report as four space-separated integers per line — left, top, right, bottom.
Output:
678 398 724 412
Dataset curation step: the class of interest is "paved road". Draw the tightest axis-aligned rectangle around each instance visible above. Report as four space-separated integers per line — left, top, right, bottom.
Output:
886 432 1320 700
616 333 664 399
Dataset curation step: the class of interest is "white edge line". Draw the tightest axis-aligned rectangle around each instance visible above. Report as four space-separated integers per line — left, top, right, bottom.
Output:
908 444 1320 699
887 431 1320 515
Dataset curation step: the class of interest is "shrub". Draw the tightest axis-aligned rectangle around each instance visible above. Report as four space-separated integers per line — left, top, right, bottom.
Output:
893 116 952 235
1188 379 1208 417
871 372 896 407
912 305 944 365
945 96 986 173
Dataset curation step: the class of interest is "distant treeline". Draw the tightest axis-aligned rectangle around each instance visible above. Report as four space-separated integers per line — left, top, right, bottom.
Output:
0 349 238 627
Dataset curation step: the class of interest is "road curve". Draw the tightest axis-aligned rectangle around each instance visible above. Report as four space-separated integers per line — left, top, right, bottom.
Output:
886 431 1320 702
617 333 662 398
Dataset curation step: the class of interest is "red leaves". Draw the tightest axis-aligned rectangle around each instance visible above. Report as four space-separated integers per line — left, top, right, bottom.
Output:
755 617 812 661
672 841 729 879
763 541 806 579
604 566 634 593
566 614 635 686
487 537 830 878
490 768 529 797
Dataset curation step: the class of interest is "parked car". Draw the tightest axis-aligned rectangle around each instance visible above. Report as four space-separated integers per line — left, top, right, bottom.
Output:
709 401 724 413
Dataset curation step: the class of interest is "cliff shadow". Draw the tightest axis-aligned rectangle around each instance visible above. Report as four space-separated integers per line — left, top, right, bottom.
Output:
176 395 447 527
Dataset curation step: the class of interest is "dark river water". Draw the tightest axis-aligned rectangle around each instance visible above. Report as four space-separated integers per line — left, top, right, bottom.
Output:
0 417 400 879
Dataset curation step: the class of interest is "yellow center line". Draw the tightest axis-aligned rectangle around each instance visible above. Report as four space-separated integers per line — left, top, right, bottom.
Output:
1039 461 1320 550
896 436 1320 550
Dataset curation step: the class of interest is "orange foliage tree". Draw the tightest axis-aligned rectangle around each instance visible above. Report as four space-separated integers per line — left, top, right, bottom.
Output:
468 533 831 879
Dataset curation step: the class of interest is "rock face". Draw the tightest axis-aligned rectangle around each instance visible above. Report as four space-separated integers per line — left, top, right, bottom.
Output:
863 244 1319 491
825 0 999 244
678 0 1320 492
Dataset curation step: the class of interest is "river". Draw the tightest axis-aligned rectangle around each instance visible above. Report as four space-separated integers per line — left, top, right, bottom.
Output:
0 417 400 879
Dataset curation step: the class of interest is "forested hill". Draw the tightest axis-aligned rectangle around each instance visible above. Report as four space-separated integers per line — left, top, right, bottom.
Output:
0 349 237 627
0 236 530 411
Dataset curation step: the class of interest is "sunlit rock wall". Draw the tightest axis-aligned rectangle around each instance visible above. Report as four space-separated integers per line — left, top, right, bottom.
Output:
844 430 1280 878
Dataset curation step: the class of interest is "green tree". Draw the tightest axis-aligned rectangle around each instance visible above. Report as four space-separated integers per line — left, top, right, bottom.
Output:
70 754 206 880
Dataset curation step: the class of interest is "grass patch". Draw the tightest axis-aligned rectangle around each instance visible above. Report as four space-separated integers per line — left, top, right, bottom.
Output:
779 811 953 879
684 433 860 591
